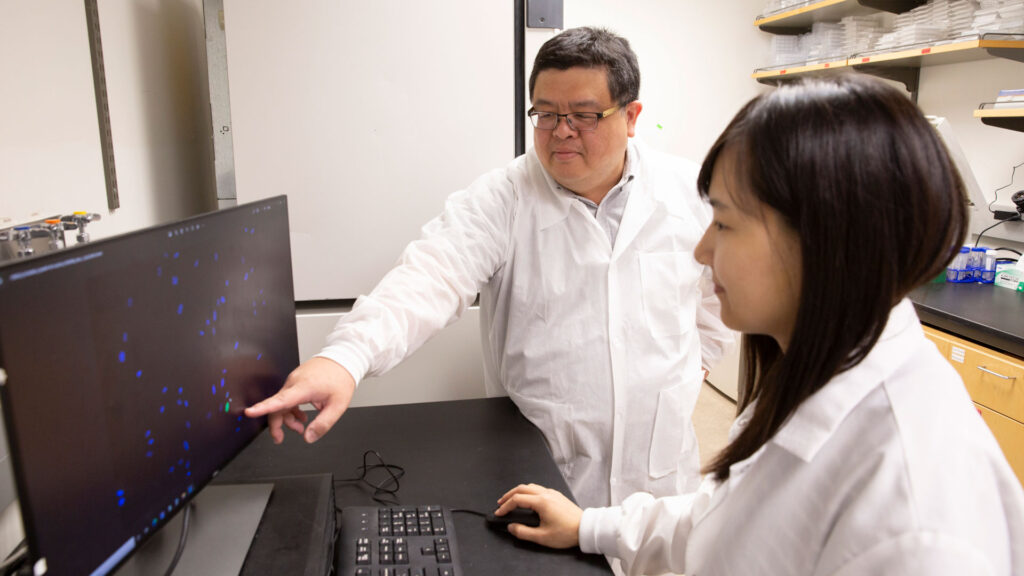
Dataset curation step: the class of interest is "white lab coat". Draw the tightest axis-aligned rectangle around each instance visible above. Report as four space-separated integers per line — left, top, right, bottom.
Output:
318 140 733 508
579 299 1024 576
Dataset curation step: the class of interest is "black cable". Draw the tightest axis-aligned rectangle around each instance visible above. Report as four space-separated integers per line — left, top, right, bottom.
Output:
333 450 406 508
987 160 1024 214
992 247 1023 257
974 214 1022 248
162 502 194 576
450 508 488 518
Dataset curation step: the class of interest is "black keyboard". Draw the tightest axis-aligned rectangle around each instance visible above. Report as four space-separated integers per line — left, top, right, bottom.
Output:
338 505 463 576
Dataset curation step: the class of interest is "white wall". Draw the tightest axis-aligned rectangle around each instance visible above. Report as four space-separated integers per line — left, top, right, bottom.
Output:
0 0 216 239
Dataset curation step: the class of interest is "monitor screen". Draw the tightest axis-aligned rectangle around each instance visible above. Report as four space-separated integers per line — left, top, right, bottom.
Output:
0 196 298 575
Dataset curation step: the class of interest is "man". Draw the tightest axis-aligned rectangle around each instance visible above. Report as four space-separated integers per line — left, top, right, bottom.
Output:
246 27 732 509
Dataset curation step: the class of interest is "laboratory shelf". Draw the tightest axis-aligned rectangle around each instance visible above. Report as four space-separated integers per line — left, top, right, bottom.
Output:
755 0 926 34
974 104 1024 133
752 36 1024 92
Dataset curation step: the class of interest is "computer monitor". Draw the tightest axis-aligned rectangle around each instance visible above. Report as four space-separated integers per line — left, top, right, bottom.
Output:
0 196 298 575
928 116 1024 248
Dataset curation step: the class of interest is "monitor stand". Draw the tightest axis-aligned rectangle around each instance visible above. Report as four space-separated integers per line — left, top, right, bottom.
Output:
114 483 273 576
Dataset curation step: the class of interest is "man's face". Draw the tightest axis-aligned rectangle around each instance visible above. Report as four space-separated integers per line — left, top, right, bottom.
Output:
531 67 641 202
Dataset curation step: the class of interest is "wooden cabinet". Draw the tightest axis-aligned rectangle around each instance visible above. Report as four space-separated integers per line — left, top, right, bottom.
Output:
923 325 1024 486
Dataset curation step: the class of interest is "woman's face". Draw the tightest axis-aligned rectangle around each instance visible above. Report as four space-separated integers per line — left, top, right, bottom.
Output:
694 152 803 351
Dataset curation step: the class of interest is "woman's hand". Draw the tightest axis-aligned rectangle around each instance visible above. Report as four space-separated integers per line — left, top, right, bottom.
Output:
495 483 583 548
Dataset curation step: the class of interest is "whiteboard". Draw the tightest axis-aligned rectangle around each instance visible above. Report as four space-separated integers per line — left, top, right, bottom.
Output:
224 0 516 300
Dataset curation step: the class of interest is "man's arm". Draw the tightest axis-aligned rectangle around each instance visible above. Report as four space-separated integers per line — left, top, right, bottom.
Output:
246 168 517 442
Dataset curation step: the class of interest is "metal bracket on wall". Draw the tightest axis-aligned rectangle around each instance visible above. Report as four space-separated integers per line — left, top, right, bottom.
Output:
527 0 562 29
84 0 119 211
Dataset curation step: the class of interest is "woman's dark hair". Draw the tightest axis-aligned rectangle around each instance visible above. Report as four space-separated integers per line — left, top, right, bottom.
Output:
699 74 968 481
528 26 640 106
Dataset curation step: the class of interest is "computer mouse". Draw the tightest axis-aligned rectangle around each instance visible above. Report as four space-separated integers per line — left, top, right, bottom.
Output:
485 507 541 529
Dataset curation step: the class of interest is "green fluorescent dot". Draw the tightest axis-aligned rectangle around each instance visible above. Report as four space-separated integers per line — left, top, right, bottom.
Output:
656 123 663 130
224 401 230 413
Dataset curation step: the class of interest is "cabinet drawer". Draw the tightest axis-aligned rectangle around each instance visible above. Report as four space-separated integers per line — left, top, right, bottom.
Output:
923 326 1024 423
976 403 1024 489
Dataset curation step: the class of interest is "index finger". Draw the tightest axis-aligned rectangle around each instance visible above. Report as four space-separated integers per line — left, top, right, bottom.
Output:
244 386 307 418
498 483 545 506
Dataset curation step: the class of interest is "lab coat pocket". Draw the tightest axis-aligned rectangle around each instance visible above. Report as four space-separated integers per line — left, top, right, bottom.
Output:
638 252 700 337
649 383 688 479
516 398 576 482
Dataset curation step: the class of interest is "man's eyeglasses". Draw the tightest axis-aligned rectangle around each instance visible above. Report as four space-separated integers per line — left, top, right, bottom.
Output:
527 105 621 132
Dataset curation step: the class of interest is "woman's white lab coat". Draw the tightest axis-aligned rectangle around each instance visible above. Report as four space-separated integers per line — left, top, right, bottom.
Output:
579 300 1024 575
318 140 733 508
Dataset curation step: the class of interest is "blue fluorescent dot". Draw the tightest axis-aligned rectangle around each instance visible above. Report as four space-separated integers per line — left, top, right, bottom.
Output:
178 387 183 395
168 467 174 475
157 266 162 277
212 385 216 395
152 519 158 526
167 505 172 513
225 280 230 287
254 310 258 316
160 406 166 413
250 267 254 274
233 341 239 350
260 289 264 295
244 272 249 281
199 330 205 336
186 461 190 469
177 303 183 315
136 370 142 378
262 300 266 306
186 421 191 429
257 353 263 360
118 498 126 507
187 471 192 477
206 319 210 326
213 310 217 322
146 451 153 458
183 441 190 451
178 459 184 466
148 438 154 445
118 351 126 363
235 427 241 433
212 327 216 335
127 297 133 307
177 399 182 406
172 276 179 286
194 259 199 267
162 387 168 394
145 430 151 438
237 416 242 422
220 296 226 304
117 489 125 497
213 253 218 261
122 332 128 342
220 378 225 387
173 252 180 259
184 400 189 407
160 511 166 519
206 412 212 420
188 485 194 494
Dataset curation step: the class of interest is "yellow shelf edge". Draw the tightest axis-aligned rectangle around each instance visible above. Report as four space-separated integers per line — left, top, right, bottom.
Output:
975 108 1024 118
754 0 850 27
752 58 849 78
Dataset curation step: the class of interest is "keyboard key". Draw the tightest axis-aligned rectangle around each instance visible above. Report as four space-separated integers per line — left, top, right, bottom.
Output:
341 506 461 576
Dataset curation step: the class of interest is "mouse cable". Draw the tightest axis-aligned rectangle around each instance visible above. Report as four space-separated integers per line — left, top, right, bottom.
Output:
450 508 488 518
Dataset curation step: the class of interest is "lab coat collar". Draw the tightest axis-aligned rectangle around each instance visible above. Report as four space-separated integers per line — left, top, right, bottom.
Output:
770 298 923 463
530 141 643 233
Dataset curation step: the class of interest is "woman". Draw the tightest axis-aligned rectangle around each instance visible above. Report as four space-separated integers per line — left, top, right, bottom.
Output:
494 74 1024 575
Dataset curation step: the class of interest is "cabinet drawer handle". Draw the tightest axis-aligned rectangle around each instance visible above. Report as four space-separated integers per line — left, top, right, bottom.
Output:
976 366 1015 380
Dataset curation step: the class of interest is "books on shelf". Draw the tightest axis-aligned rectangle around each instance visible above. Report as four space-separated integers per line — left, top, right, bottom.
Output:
995 88 1024 109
